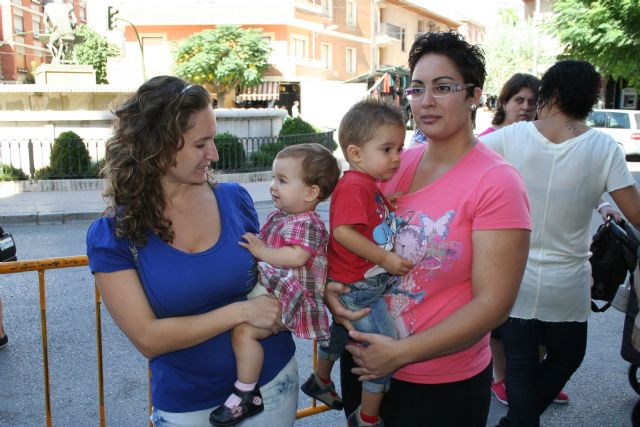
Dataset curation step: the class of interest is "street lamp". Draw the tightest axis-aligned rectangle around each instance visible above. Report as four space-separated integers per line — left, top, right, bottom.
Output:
106 8 146 81
0 31 36 48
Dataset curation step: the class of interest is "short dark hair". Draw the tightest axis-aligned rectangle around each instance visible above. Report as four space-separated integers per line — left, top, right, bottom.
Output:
276 143 340 202
492 73 541 126
408 31 486 97
338 98 405 158
538 60 601 120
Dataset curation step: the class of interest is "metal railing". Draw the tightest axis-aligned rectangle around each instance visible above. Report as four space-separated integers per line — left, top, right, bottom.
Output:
0 257 331 426
0 131 336 180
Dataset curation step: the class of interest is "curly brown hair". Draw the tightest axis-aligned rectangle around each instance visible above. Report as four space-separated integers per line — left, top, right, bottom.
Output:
103 75 211 246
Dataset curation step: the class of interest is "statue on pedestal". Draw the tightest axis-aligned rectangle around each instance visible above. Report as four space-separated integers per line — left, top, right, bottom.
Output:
40 0 79 64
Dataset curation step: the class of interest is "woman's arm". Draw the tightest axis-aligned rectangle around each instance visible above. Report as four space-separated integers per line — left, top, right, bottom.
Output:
96 269 283 359
347 228 530 380
610 185 640 229
239 232 310 268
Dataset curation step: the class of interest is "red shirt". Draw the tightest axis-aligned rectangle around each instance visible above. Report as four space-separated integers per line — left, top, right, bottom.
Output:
328 170 394 283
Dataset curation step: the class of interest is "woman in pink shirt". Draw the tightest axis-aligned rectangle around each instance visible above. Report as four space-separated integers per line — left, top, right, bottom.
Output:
325 32 532 427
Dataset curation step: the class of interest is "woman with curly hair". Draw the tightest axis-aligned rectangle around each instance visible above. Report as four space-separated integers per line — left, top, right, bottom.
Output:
86 76 298 426
481 60 640 427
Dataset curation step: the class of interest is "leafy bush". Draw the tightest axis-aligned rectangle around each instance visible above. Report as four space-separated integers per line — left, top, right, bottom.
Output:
249 141 286 170
0 163 28 181
279 117 316 136
214 132 246 170
34 166 54 180
48 131 92 178
88 158 106 178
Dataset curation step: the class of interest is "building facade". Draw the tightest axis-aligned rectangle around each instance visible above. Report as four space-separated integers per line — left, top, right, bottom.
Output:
0 0 86 83
96 0 468 108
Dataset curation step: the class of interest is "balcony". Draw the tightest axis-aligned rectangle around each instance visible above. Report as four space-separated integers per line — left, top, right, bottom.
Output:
375 22 401 46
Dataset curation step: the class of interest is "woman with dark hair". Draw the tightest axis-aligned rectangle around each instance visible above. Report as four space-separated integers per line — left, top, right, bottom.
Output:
325 31 532 427
85 76 298 426
481 60 640 427
478 73 540 136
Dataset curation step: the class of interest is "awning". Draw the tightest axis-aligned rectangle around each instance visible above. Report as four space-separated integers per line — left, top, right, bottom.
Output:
236 81 280 102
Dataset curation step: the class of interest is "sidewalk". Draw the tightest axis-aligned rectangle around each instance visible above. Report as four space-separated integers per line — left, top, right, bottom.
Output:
0 180 274 224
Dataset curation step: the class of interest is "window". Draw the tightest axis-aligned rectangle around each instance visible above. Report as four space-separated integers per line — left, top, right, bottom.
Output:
346 0 357 26
79 5 86 22
291 35 307 59
586 111 606 128
13 13 24 33
635 114 640 130
32 17 41 37
346 47 356 73
321 0 332 17
15 46 27 73
401 28 406 52
320 43 332 69
609 112 631 129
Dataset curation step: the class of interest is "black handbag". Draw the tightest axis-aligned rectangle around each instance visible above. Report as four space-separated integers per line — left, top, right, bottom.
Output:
0 226 17 262
590 218 638 312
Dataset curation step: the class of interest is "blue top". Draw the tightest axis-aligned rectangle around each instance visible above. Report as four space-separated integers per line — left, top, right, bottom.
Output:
86 182 295 412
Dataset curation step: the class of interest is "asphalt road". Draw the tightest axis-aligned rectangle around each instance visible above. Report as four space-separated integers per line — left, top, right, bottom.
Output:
0 202 638 426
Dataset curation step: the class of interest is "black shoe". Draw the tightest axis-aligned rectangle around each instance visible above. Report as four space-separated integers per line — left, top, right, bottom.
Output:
209 386 264 426
300 372 343 410
0 334 7 349
493 416 512 427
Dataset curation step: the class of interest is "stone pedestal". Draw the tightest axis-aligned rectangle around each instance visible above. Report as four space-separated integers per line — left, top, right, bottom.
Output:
35 64 96 85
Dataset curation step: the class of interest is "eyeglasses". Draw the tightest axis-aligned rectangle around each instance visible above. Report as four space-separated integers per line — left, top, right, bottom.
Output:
405 83 475 101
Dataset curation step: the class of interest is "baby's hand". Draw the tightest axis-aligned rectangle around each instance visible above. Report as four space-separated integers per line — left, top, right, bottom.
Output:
239 233 267 259
381 252 413 276
386 192 404 209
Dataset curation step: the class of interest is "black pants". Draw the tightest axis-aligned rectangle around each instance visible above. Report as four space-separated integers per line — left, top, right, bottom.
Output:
340 352 492 427
500 317 587 427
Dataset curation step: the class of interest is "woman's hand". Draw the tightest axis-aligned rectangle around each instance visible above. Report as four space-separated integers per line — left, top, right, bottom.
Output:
346 330 405 381
243 294 283 334
323 281 370 332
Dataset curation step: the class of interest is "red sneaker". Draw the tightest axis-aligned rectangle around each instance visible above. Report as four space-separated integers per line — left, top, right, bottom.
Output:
491 381 508 406
554 389 570 404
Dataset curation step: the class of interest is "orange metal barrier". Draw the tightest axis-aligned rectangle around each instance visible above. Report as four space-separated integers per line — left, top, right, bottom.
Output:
0 256 331 425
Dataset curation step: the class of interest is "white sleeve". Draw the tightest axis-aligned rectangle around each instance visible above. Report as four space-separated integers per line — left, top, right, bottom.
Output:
606 141 636 193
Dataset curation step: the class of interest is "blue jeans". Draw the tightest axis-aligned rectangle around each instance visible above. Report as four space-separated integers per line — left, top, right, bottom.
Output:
151 356 298 427
319 273 399 393
500 318 587 427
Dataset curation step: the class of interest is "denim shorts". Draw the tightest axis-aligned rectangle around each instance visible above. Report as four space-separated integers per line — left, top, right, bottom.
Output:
151 356 298 427
319 273 398 393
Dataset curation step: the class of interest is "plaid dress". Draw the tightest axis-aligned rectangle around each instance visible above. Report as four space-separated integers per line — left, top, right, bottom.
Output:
257 209 330 343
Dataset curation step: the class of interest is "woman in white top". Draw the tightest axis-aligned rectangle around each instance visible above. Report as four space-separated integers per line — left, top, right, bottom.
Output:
480 60 640 427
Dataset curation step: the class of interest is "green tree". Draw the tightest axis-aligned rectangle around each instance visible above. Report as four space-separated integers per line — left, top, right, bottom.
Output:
73 24 121 84
550 0 640 87
482 8 540 95
173 25 271 106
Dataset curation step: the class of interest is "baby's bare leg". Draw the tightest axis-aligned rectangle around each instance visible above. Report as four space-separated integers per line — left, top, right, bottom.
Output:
232 323 273 383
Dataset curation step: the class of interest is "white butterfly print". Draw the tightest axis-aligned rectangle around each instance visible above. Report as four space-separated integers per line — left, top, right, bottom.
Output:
420 210 455 239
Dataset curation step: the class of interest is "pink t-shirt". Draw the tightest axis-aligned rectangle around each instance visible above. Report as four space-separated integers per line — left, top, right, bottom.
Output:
379 142 531 384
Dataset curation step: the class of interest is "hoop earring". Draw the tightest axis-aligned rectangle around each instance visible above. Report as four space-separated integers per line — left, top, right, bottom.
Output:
470 104 478 112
